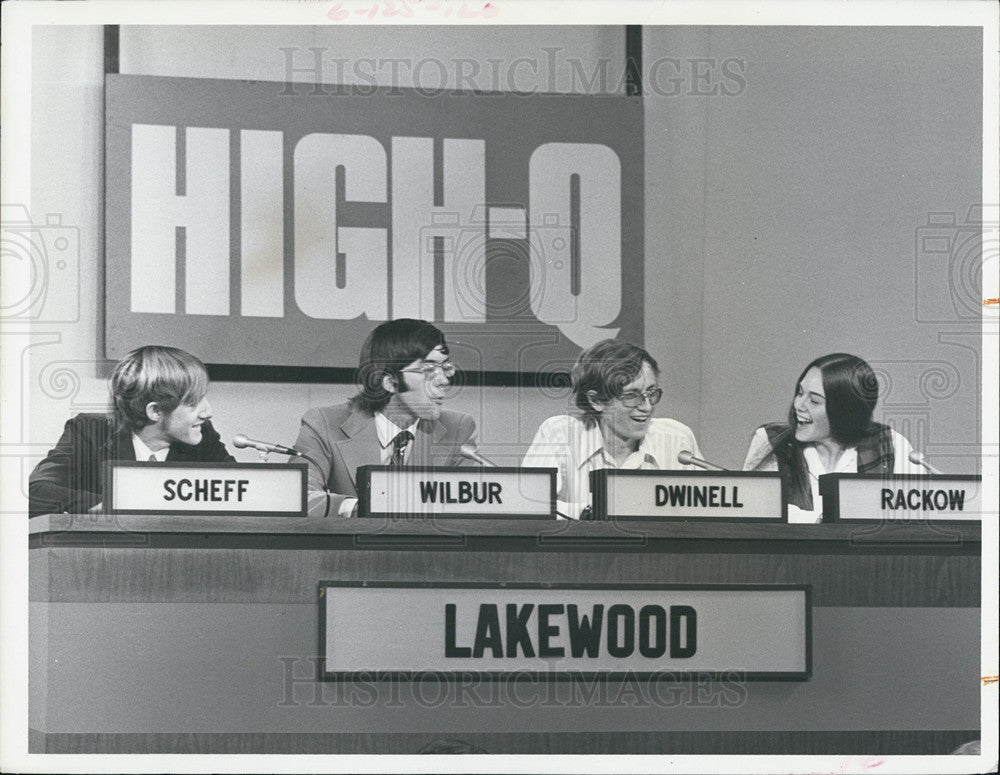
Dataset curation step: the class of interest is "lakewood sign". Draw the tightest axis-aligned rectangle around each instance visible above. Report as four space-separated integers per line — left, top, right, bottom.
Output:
319 582 811 680
105 75 643 372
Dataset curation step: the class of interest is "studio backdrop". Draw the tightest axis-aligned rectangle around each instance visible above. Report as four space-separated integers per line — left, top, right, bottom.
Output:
105 74 644 374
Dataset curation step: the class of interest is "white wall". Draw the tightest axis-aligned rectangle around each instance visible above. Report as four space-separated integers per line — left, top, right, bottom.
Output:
644 26 982 468
23 24 982 487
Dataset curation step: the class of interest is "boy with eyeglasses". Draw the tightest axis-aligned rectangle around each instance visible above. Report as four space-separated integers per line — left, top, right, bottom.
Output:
294 318 478 517
522 339 703 519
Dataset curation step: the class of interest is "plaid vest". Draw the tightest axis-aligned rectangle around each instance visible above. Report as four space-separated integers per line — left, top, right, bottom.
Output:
763 422 894 511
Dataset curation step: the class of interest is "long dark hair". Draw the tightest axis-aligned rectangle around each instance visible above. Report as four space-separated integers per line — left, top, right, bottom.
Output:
787 353 879 445
759 353 880 509
350 319 447 414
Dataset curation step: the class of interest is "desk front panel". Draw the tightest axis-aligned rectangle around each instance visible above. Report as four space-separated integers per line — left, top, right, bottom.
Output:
29 518 981 754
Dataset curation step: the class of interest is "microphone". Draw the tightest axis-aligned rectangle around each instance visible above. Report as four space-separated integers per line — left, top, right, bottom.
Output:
909 450 944 475
677 450 727 471
460 444 498 467
233 434 302 457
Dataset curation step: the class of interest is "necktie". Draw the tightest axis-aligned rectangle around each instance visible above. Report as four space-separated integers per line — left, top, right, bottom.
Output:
390 430 413 466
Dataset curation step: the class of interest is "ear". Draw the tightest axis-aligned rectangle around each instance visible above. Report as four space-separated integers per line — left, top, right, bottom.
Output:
585 390 605 414
381 373 398 395
145 402 163 423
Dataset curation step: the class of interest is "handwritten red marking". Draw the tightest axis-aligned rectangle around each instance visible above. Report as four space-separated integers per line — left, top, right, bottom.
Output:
326 0 497 20
383 0 415 17
327 2 349 20
984 298 999 306
983 675 999 686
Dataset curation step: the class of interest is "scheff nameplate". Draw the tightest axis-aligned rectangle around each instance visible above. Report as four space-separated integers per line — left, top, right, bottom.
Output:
590 470 786 521
820 473 984 523
319 582 811 680
104 461 307 516
357 466 556 519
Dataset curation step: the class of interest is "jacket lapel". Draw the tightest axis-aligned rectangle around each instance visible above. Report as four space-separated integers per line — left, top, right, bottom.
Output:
166 441 194 462
409 418 446 467
338 410 378 486
108 426 135 462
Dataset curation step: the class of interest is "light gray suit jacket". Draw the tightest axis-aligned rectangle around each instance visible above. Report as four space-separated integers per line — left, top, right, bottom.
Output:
294 401 477 516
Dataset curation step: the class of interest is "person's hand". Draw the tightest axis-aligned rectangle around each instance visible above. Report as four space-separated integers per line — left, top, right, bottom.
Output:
88 502 103 513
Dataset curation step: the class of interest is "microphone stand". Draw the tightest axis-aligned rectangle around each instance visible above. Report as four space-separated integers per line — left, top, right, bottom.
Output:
236 439 323 471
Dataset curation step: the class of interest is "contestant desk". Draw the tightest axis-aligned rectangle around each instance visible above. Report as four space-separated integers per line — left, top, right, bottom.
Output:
29 513 980 754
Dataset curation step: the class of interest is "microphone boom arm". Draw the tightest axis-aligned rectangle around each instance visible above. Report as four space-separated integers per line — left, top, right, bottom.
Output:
233 434 323 472
908 450 944 475
677 450 727 471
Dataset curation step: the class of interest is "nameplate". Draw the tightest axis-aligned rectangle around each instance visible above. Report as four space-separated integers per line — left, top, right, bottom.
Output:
356 466 556 519
590 470 786 521
819 473 984 523
319 582 811 680
104 461 307 516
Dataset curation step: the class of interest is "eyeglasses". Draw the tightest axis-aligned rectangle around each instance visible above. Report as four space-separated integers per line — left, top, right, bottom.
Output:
617 387 663 408
400 360 457 379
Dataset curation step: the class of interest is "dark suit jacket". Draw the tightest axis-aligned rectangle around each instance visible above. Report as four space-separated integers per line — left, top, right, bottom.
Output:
28 413 235 517
293 402 477 517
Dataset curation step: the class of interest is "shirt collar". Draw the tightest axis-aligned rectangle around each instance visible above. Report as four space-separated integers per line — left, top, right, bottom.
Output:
132 433 169 462
374 412 419 450
636 432 665 468
802 444 858 476
574 421 660 469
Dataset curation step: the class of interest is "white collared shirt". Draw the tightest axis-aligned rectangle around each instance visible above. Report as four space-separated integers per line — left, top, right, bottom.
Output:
522 414 703 518
132 434 169 462
373 412 420 465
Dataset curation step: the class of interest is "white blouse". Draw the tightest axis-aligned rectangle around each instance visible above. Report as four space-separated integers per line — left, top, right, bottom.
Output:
742 426 920 523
